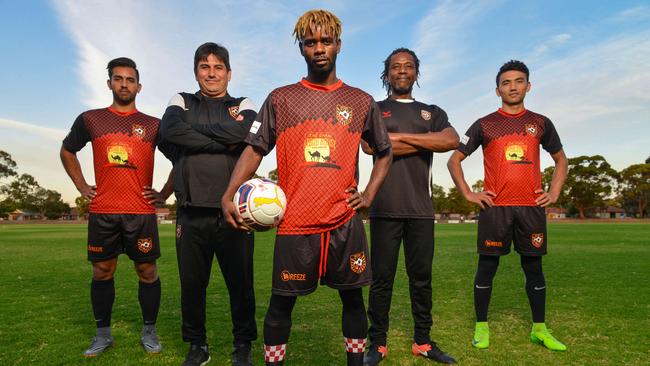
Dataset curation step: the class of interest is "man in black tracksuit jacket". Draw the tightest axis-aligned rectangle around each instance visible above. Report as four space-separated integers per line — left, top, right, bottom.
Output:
161 42 257 366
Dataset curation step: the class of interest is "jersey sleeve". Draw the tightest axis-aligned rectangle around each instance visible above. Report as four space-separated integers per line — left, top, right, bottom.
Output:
62 113 91 153
244 94 276 155
430 105 452 132
361 100 391 153
540 117 563 154
457 119 483 156
160 93 229 153
192 97 257 145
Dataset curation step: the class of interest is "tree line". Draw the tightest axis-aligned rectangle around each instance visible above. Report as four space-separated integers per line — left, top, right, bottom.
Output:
431 155 648 219
1 151 648 220
0 151 70 219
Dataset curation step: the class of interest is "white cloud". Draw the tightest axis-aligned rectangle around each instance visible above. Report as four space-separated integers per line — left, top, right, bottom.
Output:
530 33 572 60
610 5 650 22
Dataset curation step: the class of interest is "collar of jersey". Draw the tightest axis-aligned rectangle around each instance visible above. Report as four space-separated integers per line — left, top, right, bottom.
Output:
300 78 343 92
497 108 527 118
193 91 233 101
393 98 415 103
108 106 139 117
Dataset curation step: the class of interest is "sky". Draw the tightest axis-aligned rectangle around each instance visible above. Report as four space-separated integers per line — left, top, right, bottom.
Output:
1 0 649 205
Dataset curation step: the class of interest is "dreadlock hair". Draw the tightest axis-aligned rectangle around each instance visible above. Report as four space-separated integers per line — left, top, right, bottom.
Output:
293 9 342 43
496 60 529 86
107 57 139 82
381 48 420 96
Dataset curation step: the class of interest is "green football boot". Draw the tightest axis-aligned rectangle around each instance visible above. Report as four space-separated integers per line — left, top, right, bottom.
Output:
530 323 567 351
472 322 489 349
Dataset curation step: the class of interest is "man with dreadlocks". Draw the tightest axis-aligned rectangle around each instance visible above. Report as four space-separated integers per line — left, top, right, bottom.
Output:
221 9 392 366
362 48 459 365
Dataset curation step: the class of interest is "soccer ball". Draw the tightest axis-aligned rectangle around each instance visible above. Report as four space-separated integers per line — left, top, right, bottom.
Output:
233 178 287 231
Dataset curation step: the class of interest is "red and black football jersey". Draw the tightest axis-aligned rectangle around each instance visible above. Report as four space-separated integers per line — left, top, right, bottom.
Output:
245 79 391 235
63 107 163 214
458 109 562 206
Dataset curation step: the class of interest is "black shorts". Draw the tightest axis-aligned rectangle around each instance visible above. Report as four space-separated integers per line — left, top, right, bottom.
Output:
271 214 372 296
87 213 160 262
477 206 547 256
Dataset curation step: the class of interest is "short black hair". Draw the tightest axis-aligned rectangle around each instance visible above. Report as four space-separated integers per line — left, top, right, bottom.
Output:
496 60 529 86
381 47 420 96
107 57 139 81
194 42 231 74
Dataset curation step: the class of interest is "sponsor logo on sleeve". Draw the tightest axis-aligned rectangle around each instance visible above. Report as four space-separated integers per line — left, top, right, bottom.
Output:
460 135 470 145
250 121 261 134
421 109 432 120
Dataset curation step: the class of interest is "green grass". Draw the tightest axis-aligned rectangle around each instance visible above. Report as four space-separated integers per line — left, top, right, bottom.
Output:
0 222 648 365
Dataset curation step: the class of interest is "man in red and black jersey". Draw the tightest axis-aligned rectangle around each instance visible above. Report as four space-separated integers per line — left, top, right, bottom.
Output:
362 48 459 365
160 43 259 366
447 60 568 351
221 10 392 366
61 57 175 357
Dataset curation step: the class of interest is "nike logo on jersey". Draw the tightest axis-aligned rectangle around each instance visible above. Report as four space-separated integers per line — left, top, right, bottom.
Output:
534 286 546 291
475 285 491 289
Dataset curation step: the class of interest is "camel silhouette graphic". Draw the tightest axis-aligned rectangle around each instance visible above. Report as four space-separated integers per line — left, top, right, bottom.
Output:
307 150 321 161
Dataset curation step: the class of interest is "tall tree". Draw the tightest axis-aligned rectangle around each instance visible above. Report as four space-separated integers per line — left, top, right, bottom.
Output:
36 188 70 219
430 184 447 213
472 179 484 192
447 187 476 217
0 173 42 211
563 155 619 218
619 163 650 218
75 196 91 218
0 150 17 179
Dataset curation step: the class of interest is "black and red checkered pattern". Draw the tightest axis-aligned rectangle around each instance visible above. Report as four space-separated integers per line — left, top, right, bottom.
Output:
264 343 287 363
344 337 366 353
459 109 562 206
268 80 374 234
63 107 160 214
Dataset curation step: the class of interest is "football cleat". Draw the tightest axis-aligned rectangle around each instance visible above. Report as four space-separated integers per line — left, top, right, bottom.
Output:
232 342 253 366
182 344 211 366
140 328 162 354
83 336 114 357
472 322 490 349
363 344 387 366
411 341 456 364
530 324 567 351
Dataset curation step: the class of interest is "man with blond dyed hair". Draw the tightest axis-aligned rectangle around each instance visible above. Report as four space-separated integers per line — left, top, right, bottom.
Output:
222 9 392 366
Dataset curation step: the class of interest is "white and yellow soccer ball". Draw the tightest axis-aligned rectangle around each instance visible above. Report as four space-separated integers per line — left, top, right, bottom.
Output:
233 178 287 231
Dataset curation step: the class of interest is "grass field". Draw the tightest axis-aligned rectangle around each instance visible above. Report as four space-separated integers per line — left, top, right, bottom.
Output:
0 222 648 365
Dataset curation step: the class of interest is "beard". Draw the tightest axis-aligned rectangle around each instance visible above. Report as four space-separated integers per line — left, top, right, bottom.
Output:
391 84 413 96
112 89 137 105
306 54 337 78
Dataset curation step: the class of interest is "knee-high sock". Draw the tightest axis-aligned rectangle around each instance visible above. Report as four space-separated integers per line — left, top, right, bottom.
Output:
264 294 296 365
521 256 545 323
91 278 115 329
474 255 500 322
139 278 161 326
340 288 367 366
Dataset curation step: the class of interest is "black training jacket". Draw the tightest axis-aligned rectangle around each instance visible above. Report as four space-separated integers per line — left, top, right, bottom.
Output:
160 91 256 208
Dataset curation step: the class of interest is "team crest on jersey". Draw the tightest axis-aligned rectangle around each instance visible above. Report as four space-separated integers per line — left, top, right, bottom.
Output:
336 105 353 125
421 110 432 120
349 252 366 274
137 238 153 253
132 124 146 138
228 106 242 120
525 124 538 137
531 233 544 248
